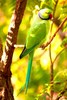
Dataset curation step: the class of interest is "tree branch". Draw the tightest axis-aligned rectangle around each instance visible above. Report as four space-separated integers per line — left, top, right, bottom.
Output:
40 17 67 49
1 0 27 76
0 0 27 99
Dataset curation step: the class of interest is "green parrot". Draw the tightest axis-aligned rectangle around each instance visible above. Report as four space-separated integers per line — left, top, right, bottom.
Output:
19 8 52 93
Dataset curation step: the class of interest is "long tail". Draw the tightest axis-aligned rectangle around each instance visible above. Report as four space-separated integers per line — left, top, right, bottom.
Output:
18 50 34 95
25 50 34 93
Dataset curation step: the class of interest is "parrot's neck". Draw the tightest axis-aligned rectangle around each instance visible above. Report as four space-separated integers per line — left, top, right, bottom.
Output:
31 14 45 27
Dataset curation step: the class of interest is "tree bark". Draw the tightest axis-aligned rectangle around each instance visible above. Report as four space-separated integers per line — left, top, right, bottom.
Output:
0 0 27 99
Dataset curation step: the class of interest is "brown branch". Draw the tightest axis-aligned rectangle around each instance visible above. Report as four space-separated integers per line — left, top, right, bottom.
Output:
41 1 67 99
1 0 27 74
0 0 27 100
40 17 67 49
49 1 59 99
40 17 67 100
49 44 54 100
48 16 67 99
56 88 67 100
49 16 54 100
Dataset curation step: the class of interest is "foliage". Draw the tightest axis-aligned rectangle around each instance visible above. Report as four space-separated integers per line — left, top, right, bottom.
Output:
0 0 67 100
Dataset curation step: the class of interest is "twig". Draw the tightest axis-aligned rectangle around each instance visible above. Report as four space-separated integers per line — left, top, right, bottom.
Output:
49 16 54 100
40 17 67 49
49 0 60 99
55 88 67 100
49 45 54 100
14 44 24 48
53 0 59 17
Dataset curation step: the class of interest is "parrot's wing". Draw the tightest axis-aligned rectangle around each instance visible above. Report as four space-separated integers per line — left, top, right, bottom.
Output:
19 43 39 59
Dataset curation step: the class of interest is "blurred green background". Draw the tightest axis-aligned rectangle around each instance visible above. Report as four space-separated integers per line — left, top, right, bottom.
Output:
0 0 67 99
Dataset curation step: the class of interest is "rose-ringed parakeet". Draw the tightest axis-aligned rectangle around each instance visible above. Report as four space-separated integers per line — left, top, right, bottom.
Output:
19 8 52 93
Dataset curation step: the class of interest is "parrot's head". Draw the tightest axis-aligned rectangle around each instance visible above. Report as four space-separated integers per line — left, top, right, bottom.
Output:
38 8 52 20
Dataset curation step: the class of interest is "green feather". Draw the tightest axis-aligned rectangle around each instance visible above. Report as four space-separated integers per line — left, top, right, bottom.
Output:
20 43 38 59
18 50 34 94
25 50 34 93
